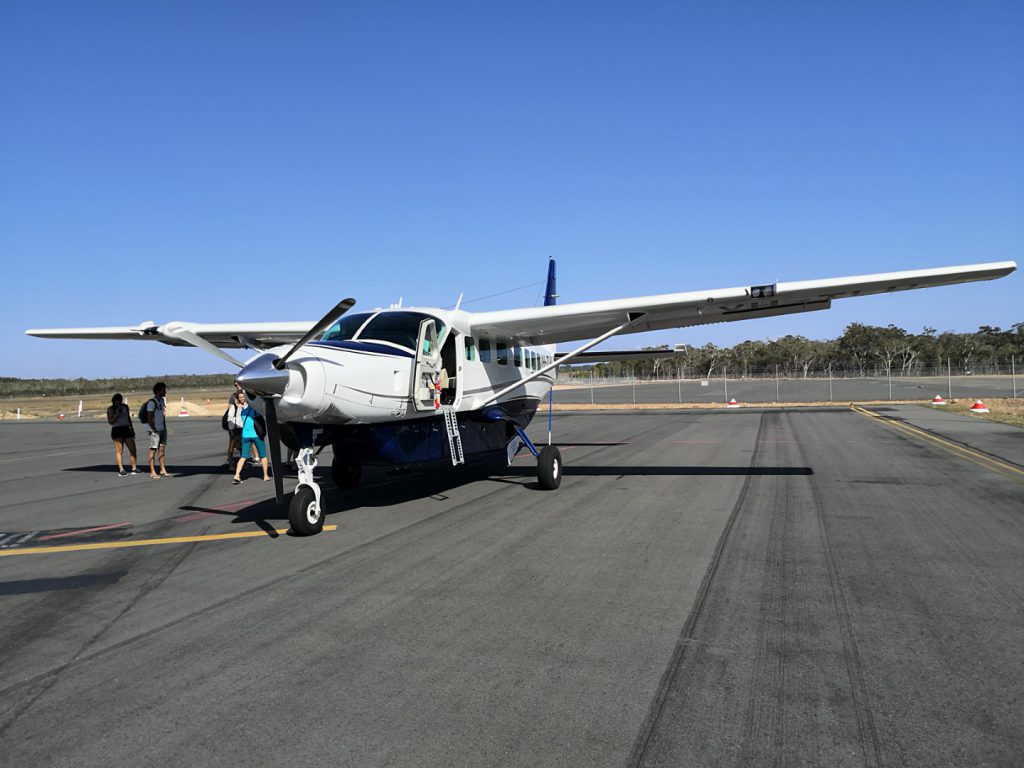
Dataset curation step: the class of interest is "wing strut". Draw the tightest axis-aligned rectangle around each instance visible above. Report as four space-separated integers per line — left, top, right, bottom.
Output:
480 314 645 407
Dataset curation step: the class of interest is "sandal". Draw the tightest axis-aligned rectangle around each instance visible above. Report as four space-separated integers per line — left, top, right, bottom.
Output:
232 478 242 485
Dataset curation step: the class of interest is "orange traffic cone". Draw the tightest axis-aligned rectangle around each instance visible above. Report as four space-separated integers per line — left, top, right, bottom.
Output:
969 400 989 414
931 395 946 406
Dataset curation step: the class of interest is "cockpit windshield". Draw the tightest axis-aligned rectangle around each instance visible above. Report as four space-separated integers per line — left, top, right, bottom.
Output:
357 312 446 351
320 313 373 342
320 311 446 351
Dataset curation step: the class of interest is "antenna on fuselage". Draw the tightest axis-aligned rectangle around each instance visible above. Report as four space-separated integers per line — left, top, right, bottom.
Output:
454 292 464 311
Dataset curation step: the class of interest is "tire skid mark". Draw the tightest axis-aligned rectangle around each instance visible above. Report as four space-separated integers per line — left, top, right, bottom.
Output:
795 419 883 768
628 412 767 767
738 411 791 765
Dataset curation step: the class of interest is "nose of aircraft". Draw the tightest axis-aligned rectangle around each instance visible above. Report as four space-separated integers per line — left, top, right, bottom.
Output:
235 353 291 397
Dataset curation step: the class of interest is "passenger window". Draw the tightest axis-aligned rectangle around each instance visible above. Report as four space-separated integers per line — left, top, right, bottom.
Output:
496 342 508 366
479 339 491 363
465 336 476 361
514 346 523 367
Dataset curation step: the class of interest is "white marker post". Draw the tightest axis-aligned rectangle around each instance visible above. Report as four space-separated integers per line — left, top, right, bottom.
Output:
947 357 952 400
16 408 20 419
78 400 83 418
723 366 729 403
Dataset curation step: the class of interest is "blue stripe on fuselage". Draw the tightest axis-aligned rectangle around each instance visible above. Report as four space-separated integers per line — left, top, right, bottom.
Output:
308 340 415 358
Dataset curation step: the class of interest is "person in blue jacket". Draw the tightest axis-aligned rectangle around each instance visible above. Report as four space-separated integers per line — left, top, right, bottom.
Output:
232 392 270 484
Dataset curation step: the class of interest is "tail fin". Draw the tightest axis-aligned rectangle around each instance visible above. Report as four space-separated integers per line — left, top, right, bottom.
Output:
543 257 558 306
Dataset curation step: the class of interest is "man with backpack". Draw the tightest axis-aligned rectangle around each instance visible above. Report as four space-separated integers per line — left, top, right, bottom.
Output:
143 382 169 478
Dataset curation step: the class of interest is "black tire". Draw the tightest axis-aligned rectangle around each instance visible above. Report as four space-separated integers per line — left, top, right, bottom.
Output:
331 458 362 489
289 485 323 536
537 445 562 490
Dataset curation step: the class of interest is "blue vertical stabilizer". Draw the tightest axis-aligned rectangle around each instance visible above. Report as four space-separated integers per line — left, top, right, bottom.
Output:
544 258 558 306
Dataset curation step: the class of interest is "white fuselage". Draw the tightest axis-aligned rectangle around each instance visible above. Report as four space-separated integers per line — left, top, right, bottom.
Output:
261 307 555 426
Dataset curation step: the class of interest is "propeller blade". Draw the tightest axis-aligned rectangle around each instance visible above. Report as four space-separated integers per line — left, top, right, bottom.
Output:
275 298 356 369
164 327 246 368
263 397 285 505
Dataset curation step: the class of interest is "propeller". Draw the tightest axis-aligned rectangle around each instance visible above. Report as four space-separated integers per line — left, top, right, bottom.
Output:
262 397 285 505
274 298 356 369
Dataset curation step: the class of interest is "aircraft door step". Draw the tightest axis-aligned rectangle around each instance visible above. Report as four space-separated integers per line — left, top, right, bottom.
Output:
442 406 464 466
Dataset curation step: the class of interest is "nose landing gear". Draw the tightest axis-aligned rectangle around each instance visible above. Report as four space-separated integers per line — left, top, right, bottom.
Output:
288 447 324 536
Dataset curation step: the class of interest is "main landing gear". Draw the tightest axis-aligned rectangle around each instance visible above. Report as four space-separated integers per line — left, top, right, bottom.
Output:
511 425 562 491
537 445 562 490
288 447 323 536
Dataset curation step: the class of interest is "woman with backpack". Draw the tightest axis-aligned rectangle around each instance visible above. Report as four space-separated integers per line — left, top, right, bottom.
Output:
232 391 270 484
107 393 139 476
224 390 245 466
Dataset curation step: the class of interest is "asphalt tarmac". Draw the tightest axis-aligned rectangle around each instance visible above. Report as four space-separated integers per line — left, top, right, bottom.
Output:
1 409 1022 767
555 374 1018 404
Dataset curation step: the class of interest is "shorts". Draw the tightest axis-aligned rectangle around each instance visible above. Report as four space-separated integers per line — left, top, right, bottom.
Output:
111 426 134 440
148 429 168 450
241 435 266 459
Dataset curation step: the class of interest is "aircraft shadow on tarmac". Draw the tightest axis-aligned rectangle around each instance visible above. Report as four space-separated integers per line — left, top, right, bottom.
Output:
178 462 814 528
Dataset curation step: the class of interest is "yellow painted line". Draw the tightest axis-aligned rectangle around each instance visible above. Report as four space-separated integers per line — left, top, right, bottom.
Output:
0 525 338 557
850 405 1024 484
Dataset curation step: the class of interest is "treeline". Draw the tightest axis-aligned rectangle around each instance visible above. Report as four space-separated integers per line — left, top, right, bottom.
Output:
0 373 236 398
567 322 1024 379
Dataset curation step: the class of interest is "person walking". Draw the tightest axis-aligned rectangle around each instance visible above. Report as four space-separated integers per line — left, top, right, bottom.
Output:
107 393 139 476
225 390 245 465
232 392 270 484
145 382 169 478
227 381 259 465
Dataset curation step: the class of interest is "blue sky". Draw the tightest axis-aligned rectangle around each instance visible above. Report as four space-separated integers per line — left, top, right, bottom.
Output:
3 1 1021 378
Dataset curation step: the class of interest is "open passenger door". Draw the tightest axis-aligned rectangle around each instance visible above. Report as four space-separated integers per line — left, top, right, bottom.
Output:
412 318 441 412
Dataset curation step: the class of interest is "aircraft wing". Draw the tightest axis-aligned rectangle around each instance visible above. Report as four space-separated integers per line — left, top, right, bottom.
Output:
24 320 315 349
469 261 1016 345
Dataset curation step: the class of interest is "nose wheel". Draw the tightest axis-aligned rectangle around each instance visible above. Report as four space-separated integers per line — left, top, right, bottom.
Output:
288 447 324 535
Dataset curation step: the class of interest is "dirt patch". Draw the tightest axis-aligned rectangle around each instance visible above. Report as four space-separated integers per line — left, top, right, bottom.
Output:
0 388 234 420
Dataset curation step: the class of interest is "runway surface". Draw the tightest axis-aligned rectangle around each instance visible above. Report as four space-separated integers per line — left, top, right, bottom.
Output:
1 409 1022 766
555 374 1018 405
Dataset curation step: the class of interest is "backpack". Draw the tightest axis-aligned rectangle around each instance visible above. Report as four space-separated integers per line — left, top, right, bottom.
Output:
138 398 154 425
221 409 230 431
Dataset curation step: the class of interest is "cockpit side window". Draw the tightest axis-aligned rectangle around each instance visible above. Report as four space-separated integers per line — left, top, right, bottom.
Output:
321 312 374 342
356 311 446 351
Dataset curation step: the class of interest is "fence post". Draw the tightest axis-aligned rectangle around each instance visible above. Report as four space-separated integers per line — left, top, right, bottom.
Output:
887 367 892 400
947 357 952 400
775 365 779 402
724 366 729 403
678 375 681 403
632 374 636 405
1013 355 1017 399
828 364 833 402
590 369 594 405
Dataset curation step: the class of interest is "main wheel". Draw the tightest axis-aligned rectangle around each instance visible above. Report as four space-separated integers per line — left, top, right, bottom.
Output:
537 445 562 490
289 485 323 536
331 458 362 489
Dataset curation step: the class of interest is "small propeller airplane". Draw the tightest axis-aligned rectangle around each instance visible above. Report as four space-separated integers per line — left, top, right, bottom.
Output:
27 258 1016 534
